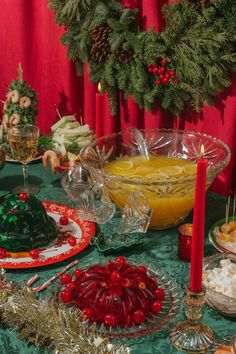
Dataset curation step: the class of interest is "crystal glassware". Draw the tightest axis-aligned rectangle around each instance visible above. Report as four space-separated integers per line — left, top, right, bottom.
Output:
61 164 116 224
7 124 39 194
80 129 231 230
203 253 236 318
169 286 215 353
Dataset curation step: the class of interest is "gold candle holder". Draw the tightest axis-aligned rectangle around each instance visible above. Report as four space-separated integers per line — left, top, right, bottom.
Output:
169 286 215 353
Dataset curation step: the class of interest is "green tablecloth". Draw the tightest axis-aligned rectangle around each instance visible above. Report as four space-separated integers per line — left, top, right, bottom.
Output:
0 161 235 354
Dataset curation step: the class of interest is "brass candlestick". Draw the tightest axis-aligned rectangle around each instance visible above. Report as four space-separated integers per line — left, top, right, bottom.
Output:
169 286 215 353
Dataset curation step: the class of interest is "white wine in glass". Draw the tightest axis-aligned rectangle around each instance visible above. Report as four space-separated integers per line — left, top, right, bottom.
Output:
7 124 40 194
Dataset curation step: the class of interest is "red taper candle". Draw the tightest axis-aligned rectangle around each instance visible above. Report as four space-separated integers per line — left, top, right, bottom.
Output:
96 83 103 139
190 145 207 292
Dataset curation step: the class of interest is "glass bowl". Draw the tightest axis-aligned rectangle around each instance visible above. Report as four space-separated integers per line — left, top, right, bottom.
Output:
203 253 236 318
80 129 230 229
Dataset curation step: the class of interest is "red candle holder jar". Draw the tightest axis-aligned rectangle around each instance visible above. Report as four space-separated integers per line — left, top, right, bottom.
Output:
178 224 192 262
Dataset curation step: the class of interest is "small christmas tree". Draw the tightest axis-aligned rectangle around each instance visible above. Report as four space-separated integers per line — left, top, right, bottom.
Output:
2 63 38 131
0 64 40 157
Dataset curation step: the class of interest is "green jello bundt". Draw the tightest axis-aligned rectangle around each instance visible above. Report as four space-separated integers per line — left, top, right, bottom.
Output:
0 193 57 252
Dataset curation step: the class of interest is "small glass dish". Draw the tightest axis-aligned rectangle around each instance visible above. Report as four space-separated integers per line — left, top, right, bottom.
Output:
203 253 236 318
90 231 146 255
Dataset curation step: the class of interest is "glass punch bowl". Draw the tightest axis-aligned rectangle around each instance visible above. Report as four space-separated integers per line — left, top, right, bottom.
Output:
80 129 230 230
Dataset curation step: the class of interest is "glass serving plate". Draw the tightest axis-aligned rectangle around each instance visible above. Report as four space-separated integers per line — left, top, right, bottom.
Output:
90 231 146 255
56 256 183 339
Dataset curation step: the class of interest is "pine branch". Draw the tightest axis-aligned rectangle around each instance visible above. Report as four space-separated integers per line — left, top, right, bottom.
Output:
48 0 236 117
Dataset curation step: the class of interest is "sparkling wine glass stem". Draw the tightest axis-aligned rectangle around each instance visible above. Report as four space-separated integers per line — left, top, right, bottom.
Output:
22 163 28 189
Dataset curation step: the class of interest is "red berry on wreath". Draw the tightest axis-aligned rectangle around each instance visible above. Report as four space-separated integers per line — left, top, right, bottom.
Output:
66 281 76 292
29 249 40 259
60 289 71 303
60 273 72 285
104 313 117 327
115 256 126 264
68 236 77 247
159 74 164 80
0 248 7 258
161 59 167 65
172 77 178 84
148 67 153 73
163 77 169 84
133 310 145 325
169 70 175 77
19 193 28 201
159 67 165 74
155 287 165 301
74 268 83 278
156 79 161 86
59 216 69 225
151 300 163 314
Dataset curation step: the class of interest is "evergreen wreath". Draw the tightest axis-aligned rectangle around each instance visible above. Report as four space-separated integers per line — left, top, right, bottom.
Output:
48 0 236 116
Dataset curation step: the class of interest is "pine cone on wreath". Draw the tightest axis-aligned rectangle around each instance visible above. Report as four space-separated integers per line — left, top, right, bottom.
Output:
115 48 133 64
90 24 112 63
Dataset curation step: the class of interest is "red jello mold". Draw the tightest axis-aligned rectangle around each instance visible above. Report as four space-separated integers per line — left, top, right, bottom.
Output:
60 256 165 328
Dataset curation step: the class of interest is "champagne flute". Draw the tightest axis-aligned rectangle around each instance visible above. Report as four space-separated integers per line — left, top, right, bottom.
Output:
7 124 40 194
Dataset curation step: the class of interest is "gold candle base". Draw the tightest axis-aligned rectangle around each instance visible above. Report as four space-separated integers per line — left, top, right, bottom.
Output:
169 286 215 353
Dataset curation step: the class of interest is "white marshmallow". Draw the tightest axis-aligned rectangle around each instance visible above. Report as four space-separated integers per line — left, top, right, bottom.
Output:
203 259 236 299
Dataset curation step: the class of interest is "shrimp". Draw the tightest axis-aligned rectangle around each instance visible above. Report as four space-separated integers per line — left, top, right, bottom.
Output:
2 114 9 130
6 90 20 103
20 96 31 109
0 124 3 142
9 113 21 126
42 150 60 174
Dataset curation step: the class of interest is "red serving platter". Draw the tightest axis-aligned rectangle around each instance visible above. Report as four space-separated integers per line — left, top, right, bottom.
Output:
0 201 96 269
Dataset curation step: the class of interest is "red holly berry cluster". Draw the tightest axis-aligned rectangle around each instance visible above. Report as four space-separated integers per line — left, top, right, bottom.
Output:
148 59 178 86
59 256 166 328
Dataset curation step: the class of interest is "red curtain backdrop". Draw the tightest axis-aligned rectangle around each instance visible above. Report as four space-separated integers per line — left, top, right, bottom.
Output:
0 0 235 195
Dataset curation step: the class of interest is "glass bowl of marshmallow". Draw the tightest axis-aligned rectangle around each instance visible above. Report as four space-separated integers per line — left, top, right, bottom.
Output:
203 253 236 318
